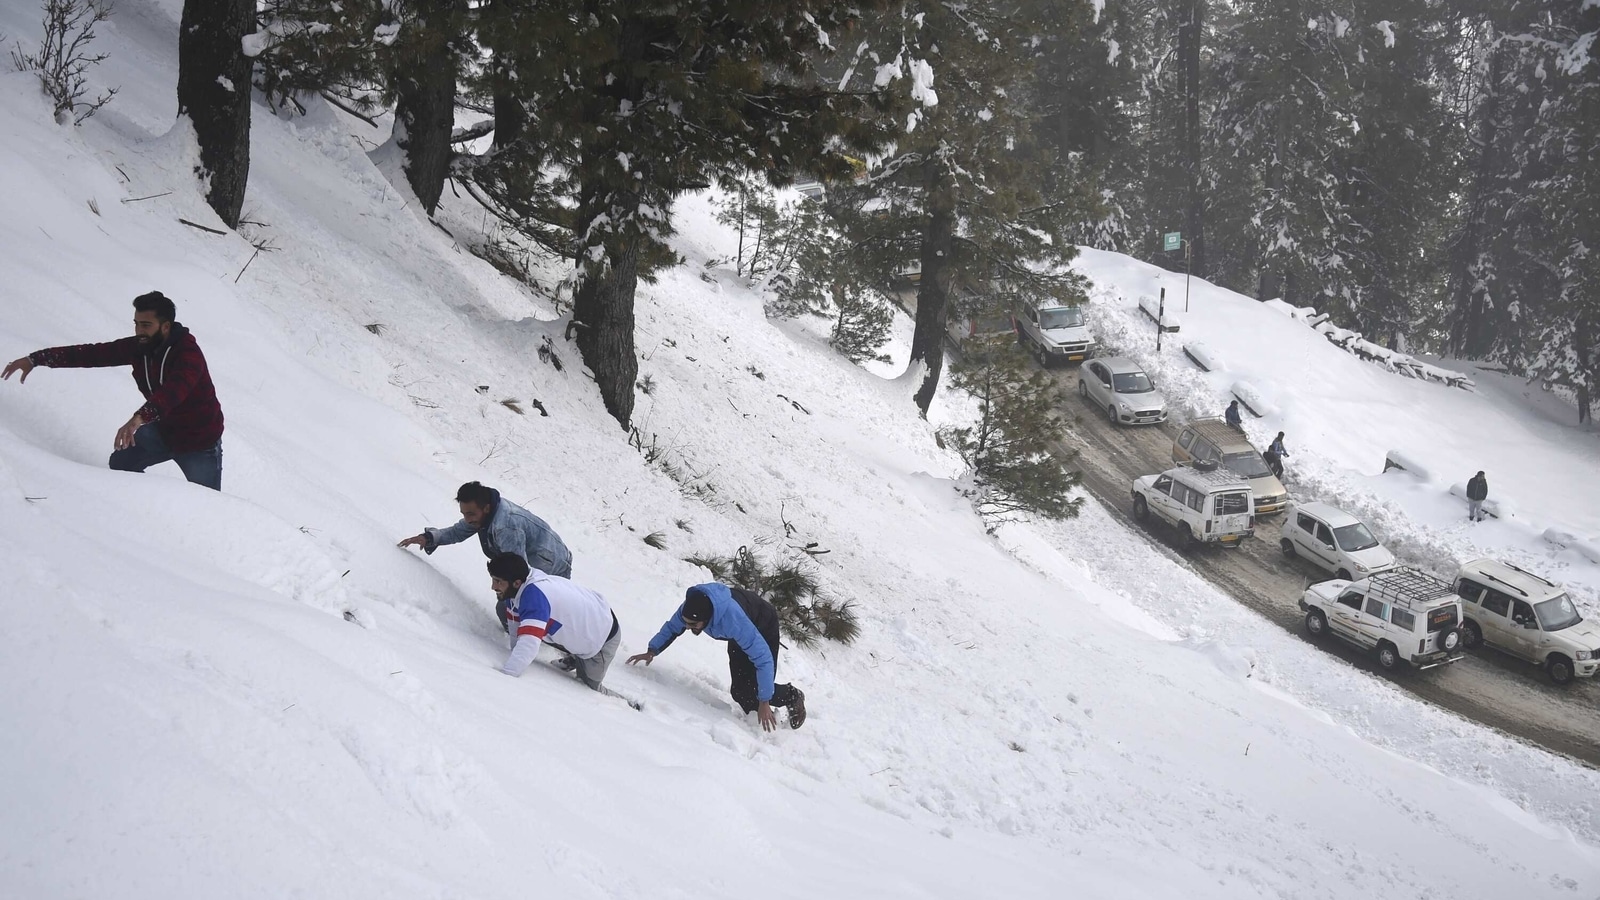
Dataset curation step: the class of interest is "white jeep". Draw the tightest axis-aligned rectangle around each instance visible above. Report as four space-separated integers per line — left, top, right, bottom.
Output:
1454 559 1600 685
1015 298 1096 367
1299 568 1464 671
1131 464 1254 549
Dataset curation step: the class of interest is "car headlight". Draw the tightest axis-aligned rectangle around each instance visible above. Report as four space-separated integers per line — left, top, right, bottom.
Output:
1353 563 1369 573
1578 650 1593 661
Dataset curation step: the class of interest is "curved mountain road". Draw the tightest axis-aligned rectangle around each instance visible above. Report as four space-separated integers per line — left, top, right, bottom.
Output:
1047 367 1600 769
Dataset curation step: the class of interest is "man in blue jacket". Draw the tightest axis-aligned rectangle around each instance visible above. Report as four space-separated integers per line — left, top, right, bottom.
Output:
399 481 573 629
628 583 807 731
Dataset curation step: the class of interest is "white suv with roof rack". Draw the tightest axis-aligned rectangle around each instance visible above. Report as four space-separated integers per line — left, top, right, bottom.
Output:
1299 567 1465 671
1454 559 1600 685
1131 464 1254 549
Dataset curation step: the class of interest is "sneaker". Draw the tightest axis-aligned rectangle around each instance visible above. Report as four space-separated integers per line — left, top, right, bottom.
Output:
787 689 807 729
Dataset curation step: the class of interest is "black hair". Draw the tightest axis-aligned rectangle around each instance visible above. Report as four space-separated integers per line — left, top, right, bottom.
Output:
133 291 176 323
455 481 496 506
683 587 714 623
487 552 530 583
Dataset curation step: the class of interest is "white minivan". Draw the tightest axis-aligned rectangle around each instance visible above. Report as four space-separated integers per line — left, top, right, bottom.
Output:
1279 502 1396 581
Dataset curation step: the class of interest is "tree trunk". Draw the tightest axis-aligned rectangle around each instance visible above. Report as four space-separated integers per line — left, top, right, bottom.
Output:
1448 46 1503 358
571 167 641 429
392 0 462 215
910 164 957 415
177 0 253 229
1257 98 1291 302
484 0 527 153
1179 0 1207 278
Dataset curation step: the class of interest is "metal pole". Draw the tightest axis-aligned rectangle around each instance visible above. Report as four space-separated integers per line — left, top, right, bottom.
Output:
1157 287 1165 351
1184 240 1193 313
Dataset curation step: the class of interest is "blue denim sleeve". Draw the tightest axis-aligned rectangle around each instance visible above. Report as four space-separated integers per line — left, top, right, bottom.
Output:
425 519 476 553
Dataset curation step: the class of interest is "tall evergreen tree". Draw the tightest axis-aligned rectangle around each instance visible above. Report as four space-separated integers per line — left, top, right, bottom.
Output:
389 0 468 215
178 0 253 228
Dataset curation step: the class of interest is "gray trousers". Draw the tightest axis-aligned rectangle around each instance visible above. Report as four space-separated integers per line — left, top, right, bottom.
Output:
1468 499 1484 521
556 613 621 691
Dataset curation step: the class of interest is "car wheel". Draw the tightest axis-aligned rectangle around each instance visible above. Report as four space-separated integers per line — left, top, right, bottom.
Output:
1034 343 1050 368
1547 655 1575 686
1178 524 1197 550
1304 607 1328 638
1133 494 1149 521
1439 628 1462 653
1108 404 1119 426
1077 379 1087 399
1335 568 1352 582
1375 641 1401 671
1280 538 1296 557
1460 619 1483 649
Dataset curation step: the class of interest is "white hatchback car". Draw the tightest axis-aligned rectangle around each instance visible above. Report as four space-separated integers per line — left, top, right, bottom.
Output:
1280 502 1396 581
1080 357 1168 426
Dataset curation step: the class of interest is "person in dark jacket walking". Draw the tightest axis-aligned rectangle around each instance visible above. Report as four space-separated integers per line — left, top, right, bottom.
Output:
2 291 224 490
399 481 573 629
1467 471 1489 522
1265 432 1289 479
1224 400 1243 429
628 583 807 731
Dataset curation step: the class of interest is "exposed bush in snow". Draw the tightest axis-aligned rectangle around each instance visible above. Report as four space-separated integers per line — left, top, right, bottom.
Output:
684 545 860 647
9 0 117 125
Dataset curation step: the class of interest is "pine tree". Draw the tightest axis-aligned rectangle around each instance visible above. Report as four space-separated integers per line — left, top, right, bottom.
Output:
938 335 1083 525
178 0 253 228
389 0 467 215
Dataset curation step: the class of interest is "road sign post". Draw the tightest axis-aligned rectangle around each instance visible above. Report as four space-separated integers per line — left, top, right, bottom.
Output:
1157 287 1165 351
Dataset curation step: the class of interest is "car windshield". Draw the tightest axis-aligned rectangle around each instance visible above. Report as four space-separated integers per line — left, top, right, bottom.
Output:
1112 371 1153 393
1534 594 1583 631
1221 451 1271 479
1039 307 1084 329
1333 523 1379 552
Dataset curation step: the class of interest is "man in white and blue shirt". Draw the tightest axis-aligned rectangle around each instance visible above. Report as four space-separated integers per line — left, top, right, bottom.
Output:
488 553 620 690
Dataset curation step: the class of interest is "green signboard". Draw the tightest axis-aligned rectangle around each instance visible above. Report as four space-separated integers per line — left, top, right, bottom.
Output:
1163 231 1182 252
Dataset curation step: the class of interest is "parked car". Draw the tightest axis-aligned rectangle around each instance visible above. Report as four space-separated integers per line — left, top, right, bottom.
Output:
1080 357 1168 426
1454 559 1600 685
1279 502 1396 580
946 295 1019 354
1131 464 1254 549
1171 419 1289 515
1015 298 1096 366
1299 567 1464 671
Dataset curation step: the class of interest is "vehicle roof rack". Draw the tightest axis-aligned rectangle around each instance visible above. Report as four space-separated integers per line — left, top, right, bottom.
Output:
1473 568 1530 598
1365 566 1456 610
1499 560 1557 588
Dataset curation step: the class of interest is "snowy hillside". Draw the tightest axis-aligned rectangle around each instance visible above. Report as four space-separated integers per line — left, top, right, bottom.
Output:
3 2 1600 898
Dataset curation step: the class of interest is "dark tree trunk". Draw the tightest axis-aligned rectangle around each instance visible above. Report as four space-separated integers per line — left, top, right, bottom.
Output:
1257 99 1291 302
484 0 527 153
177 0 253 229
1448 47 1504 358
392 0 462 215
571 213 641 430
910 165 957 415
1179 0 1207 278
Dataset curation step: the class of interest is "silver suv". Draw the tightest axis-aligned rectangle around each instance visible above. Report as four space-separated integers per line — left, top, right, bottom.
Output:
1455 559 1600 685
1015 299 1096 366
1080 357 1168 426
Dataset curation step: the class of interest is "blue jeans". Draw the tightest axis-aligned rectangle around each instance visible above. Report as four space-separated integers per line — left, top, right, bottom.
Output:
109 423 222 491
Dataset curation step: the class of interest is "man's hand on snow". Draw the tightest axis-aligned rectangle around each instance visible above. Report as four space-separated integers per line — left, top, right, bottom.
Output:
397 534 429 550
626 651 656 666
1 357 34 383
114 414 144 450
757 701 778 732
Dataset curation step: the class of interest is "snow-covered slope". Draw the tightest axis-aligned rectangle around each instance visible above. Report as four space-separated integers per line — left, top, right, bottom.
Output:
1075 247 1600 615
2 3 1599 898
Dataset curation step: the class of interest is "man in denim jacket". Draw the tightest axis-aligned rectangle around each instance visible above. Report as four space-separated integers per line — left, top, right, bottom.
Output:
399 481 573 629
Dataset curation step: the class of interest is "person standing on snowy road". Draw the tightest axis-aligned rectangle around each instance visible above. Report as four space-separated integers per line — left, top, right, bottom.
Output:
398 481 573 631
489 553 621 690
1265 432 1288 478
2 291 224 490
1467 471 1489 522
628 583 806 732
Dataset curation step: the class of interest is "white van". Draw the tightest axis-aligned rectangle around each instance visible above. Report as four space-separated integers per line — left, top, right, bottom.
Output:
1131 464 1254 549
1299 568 1464 671
1014 299 1096 367
1454 559 1600 685
1279 502 1396 581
